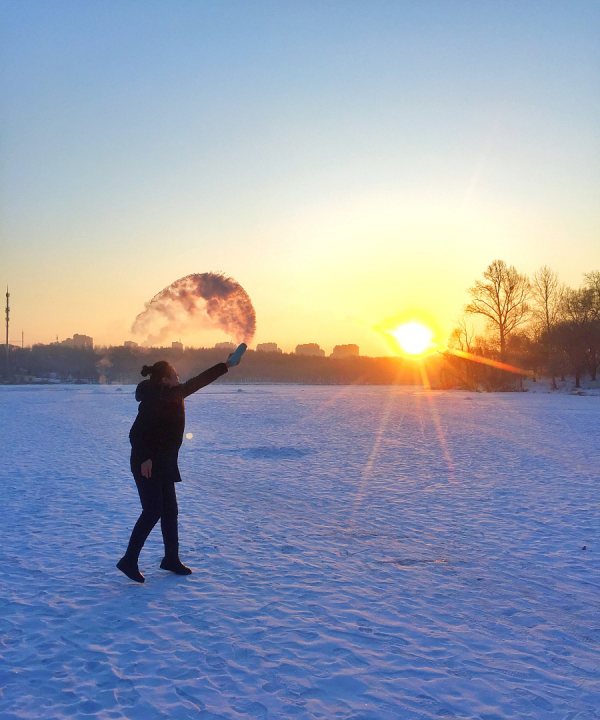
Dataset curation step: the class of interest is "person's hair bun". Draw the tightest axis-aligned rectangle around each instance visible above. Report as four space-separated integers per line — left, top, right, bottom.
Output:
140 360 171 381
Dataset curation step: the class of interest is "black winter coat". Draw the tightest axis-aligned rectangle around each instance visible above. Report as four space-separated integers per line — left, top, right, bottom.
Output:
129 362 228 482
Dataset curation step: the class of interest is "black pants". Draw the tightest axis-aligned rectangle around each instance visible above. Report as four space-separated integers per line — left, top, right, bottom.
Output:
125 460 179 561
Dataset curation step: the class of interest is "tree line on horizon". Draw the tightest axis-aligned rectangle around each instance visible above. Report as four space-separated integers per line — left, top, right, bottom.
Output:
442 260 600 390
3 261 598 390
0 343 442 386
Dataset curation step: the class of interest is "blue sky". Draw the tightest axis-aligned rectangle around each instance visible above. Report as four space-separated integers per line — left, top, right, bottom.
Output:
1 0 598 352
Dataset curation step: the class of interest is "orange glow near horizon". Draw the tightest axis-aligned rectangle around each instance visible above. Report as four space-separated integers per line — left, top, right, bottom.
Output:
378 313 533 377
389 321 434 357
375 312 443 358
444 347 534 377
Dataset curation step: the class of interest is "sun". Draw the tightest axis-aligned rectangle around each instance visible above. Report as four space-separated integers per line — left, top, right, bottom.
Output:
390 322 433 356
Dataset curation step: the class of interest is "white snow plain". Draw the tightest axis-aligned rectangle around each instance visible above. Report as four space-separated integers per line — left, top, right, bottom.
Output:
1 384 599 720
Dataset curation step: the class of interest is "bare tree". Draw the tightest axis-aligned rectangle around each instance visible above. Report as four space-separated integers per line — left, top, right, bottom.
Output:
448 314 476 353
445 315 479 388
556 284 600 385
531 265 563 389
582 271 600 380
532 266 563 333
583 271 600 316
465 260 530 360
562 286 597 325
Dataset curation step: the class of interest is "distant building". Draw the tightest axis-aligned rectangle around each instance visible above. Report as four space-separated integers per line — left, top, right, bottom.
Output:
124 340 138 348
61 334 93 349
330 344 359 359
215 341 236 350
256 342 282 354
171 341 184 352
295 343 325 357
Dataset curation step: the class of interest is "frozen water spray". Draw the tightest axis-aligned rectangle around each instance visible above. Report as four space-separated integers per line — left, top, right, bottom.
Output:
132 273 256 346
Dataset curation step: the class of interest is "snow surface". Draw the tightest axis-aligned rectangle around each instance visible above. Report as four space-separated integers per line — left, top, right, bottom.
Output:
1 384 599 720
523 377 600 396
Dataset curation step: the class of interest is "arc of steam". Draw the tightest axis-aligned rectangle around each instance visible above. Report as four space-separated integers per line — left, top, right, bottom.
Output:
131 272 256 346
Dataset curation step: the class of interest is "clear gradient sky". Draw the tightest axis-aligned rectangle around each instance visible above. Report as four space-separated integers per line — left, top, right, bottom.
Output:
1 0 599 355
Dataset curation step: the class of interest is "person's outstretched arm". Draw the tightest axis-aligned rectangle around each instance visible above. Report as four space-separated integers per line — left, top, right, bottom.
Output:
181 362 228 398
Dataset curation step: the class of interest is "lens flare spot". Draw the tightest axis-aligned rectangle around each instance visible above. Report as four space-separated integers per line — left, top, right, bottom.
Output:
390 322 433 356
185 432 193 440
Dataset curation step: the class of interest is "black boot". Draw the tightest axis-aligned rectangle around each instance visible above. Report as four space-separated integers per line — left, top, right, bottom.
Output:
160 544 192 575
117 555 145 583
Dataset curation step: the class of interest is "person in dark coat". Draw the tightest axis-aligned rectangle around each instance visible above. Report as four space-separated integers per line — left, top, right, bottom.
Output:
117 345 246 583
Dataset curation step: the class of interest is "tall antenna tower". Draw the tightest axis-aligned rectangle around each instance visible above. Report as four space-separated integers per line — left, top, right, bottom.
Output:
5 285 9 365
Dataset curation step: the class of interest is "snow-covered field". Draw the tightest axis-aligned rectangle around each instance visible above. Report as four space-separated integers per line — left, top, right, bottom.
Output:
1 384 599 720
